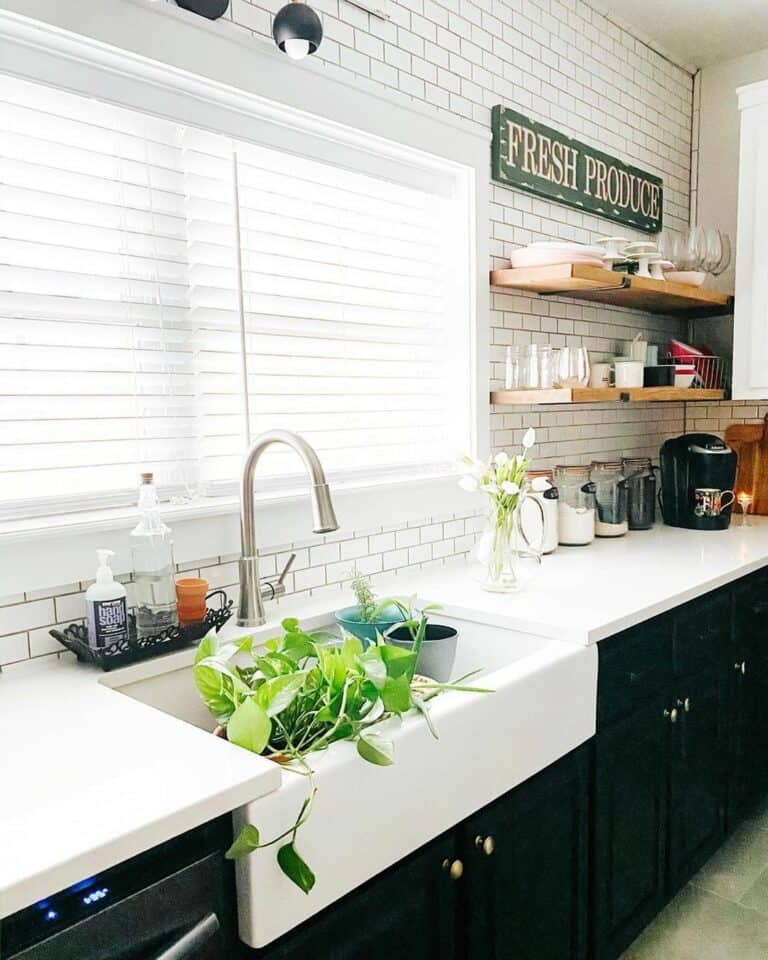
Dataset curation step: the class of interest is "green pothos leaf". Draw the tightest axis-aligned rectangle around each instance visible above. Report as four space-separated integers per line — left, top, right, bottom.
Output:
381 674 412 715
357 731 394 766
277 842 316 894
227 696 271 754
225 824 261 860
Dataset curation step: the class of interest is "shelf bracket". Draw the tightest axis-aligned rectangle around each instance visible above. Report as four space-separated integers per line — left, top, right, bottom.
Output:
538 276 632 298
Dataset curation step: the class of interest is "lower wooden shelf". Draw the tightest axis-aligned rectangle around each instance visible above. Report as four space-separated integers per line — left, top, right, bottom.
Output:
491 387 726 405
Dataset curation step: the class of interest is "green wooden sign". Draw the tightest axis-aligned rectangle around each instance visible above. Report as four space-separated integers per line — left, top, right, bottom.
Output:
491 106 663 234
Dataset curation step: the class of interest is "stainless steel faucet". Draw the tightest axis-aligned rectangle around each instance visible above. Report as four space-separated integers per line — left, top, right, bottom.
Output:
237 430 339 627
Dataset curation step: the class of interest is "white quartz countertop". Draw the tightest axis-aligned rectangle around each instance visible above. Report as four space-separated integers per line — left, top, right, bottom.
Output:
0 655 281 919
408 519 768 644
3 519 767 921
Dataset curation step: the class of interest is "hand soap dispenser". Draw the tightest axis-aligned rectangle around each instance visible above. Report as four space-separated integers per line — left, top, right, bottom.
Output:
86 549 129 650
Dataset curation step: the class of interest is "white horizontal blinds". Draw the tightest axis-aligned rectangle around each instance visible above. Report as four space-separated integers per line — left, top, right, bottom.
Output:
179 128 246 493
0 75 197 513
232 137 462 483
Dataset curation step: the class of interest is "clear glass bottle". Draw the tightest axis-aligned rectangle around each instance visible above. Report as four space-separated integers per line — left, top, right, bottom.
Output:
131 472 178 638
590 461 629 537
554 465 595 546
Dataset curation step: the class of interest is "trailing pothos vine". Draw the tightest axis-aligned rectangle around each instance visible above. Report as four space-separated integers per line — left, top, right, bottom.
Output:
194 608 488 892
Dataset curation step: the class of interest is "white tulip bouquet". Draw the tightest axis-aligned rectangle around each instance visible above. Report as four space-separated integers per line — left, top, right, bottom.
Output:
459 427 546 591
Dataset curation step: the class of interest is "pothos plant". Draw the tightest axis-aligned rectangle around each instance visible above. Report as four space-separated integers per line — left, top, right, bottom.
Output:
194 608 487 893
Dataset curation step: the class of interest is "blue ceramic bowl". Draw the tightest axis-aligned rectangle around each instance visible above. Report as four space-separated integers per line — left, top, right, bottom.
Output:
334 605 403 647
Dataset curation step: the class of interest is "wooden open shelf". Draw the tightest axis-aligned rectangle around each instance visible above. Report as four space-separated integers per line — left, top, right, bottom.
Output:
491 387 726 406
489 263 733 317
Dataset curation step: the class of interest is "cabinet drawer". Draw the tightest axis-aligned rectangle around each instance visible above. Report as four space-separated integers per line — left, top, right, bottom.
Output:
598 615 673 727
673 589 731 677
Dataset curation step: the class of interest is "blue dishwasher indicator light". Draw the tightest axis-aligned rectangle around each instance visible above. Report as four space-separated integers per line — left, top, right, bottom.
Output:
82 887 109 907
45 909 59 922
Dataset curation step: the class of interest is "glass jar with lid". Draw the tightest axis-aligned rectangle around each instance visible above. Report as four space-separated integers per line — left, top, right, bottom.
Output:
621 457 657 530
554 465 596 546
590 461 628 537
523 469 559 554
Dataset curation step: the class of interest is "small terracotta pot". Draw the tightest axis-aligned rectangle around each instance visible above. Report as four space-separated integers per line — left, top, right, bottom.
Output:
175 577 209 627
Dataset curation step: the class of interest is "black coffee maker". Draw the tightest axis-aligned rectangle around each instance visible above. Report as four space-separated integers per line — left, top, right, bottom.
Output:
659 434 738 530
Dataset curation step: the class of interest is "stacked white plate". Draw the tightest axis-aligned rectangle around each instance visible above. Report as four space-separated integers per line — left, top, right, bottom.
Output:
509 241 604 269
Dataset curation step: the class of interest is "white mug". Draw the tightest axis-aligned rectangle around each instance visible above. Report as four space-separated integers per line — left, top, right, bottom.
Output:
589 362 612 389
614 360 644 388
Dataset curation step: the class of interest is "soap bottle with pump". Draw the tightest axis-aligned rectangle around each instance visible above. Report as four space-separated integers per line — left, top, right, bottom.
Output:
131 472 178 638
86 549 129 650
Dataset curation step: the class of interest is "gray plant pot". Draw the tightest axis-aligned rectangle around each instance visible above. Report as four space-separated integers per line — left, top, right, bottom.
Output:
386 624 458 683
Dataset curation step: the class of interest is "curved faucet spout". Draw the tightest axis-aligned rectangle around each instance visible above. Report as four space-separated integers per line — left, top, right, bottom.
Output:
237 430 339 628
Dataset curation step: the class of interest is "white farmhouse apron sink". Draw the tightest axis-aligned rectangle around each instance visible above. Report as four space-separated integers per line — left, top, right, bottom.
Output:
108 609 597 948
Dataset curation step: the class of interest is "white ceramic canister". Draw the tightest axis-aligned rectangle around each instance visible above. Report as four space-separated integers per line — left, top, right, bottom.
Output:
522 470 559 554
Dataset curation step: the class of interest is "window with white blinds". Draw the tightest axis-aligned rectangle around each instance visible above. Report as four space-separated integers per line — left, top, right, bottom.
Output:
0 74 474 520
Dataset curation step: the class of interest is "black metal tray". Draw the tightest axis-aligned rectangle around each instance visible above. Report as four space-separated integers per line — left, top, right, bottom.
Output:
50 589 233 672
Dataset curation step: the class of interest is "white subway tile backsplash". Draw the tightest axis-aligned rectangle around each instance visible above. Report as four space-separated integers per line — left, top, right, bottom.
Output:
54 592 86 625
0 632 29 665
0 599 55 637
294 566 327 592
394 528 420 549
28 626 67 659
369 532 396 553
309 543 342 567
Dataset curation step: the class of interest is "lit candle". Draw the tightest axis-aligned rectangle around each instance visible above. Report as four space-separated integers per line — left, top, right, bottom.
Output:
737 491 753 527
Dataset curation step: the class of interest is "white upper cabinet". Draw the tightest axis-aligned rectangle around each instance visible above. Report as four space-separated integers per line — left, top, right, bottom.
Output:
734 80 768 400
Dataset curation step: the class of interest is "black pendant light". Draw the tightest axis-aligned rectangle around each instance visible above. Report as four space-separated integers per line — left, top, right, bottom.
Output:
273 0 323 60
175 0 229 19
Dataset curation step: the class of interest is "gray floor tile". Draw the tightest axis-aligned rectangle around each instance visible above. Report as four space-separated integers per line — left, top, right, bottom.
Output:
690 820 768 901
740 863 768 916
621 885 768 960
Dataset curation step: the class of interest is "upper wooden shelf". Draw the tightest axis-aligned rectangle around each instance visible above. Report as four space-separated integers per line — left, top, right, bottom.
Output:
489 263 733 317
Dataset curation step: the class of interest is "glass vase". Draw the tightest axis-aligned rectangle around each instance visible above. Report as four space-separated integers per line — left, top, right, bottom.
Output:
473 499 543 593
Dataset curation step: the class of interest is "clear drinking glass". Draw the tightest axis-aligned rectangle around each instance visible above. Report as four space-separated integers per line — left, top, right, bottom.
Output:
554 347 590 387
505 345 521 389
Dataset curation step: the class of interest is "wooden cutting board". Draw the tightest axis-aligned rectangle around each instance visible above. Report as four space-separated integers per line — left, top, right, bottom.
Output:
725 414 768 515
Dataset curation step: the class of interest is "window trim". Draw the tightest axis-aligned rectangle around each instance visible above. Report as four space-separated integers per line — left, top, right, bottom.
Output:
0 2 489 591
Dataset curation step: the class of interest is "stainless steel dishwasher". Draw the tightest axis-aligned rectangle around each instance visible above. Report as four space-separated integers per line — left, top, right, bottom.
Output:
1 817 238 960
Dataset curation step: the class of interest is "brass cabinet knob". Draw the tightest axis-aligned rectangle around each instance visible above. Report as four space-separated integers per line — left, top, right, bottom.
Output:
442 858 464 880
734 660 747 675
664 707 679 724
475 835 495 856
676 697 692 713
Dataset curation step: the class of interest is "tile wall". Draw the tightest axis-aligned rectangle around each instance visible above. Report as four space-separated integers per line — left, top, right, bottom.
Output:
3 0 718 665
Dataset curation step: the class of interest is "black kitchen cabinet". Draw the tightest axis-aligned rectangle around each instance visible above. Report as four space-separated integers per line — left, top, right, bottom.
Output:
729 572 768 825
244 829 461 960
462 745 589 960
592 699 669 960
667 668 727 891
